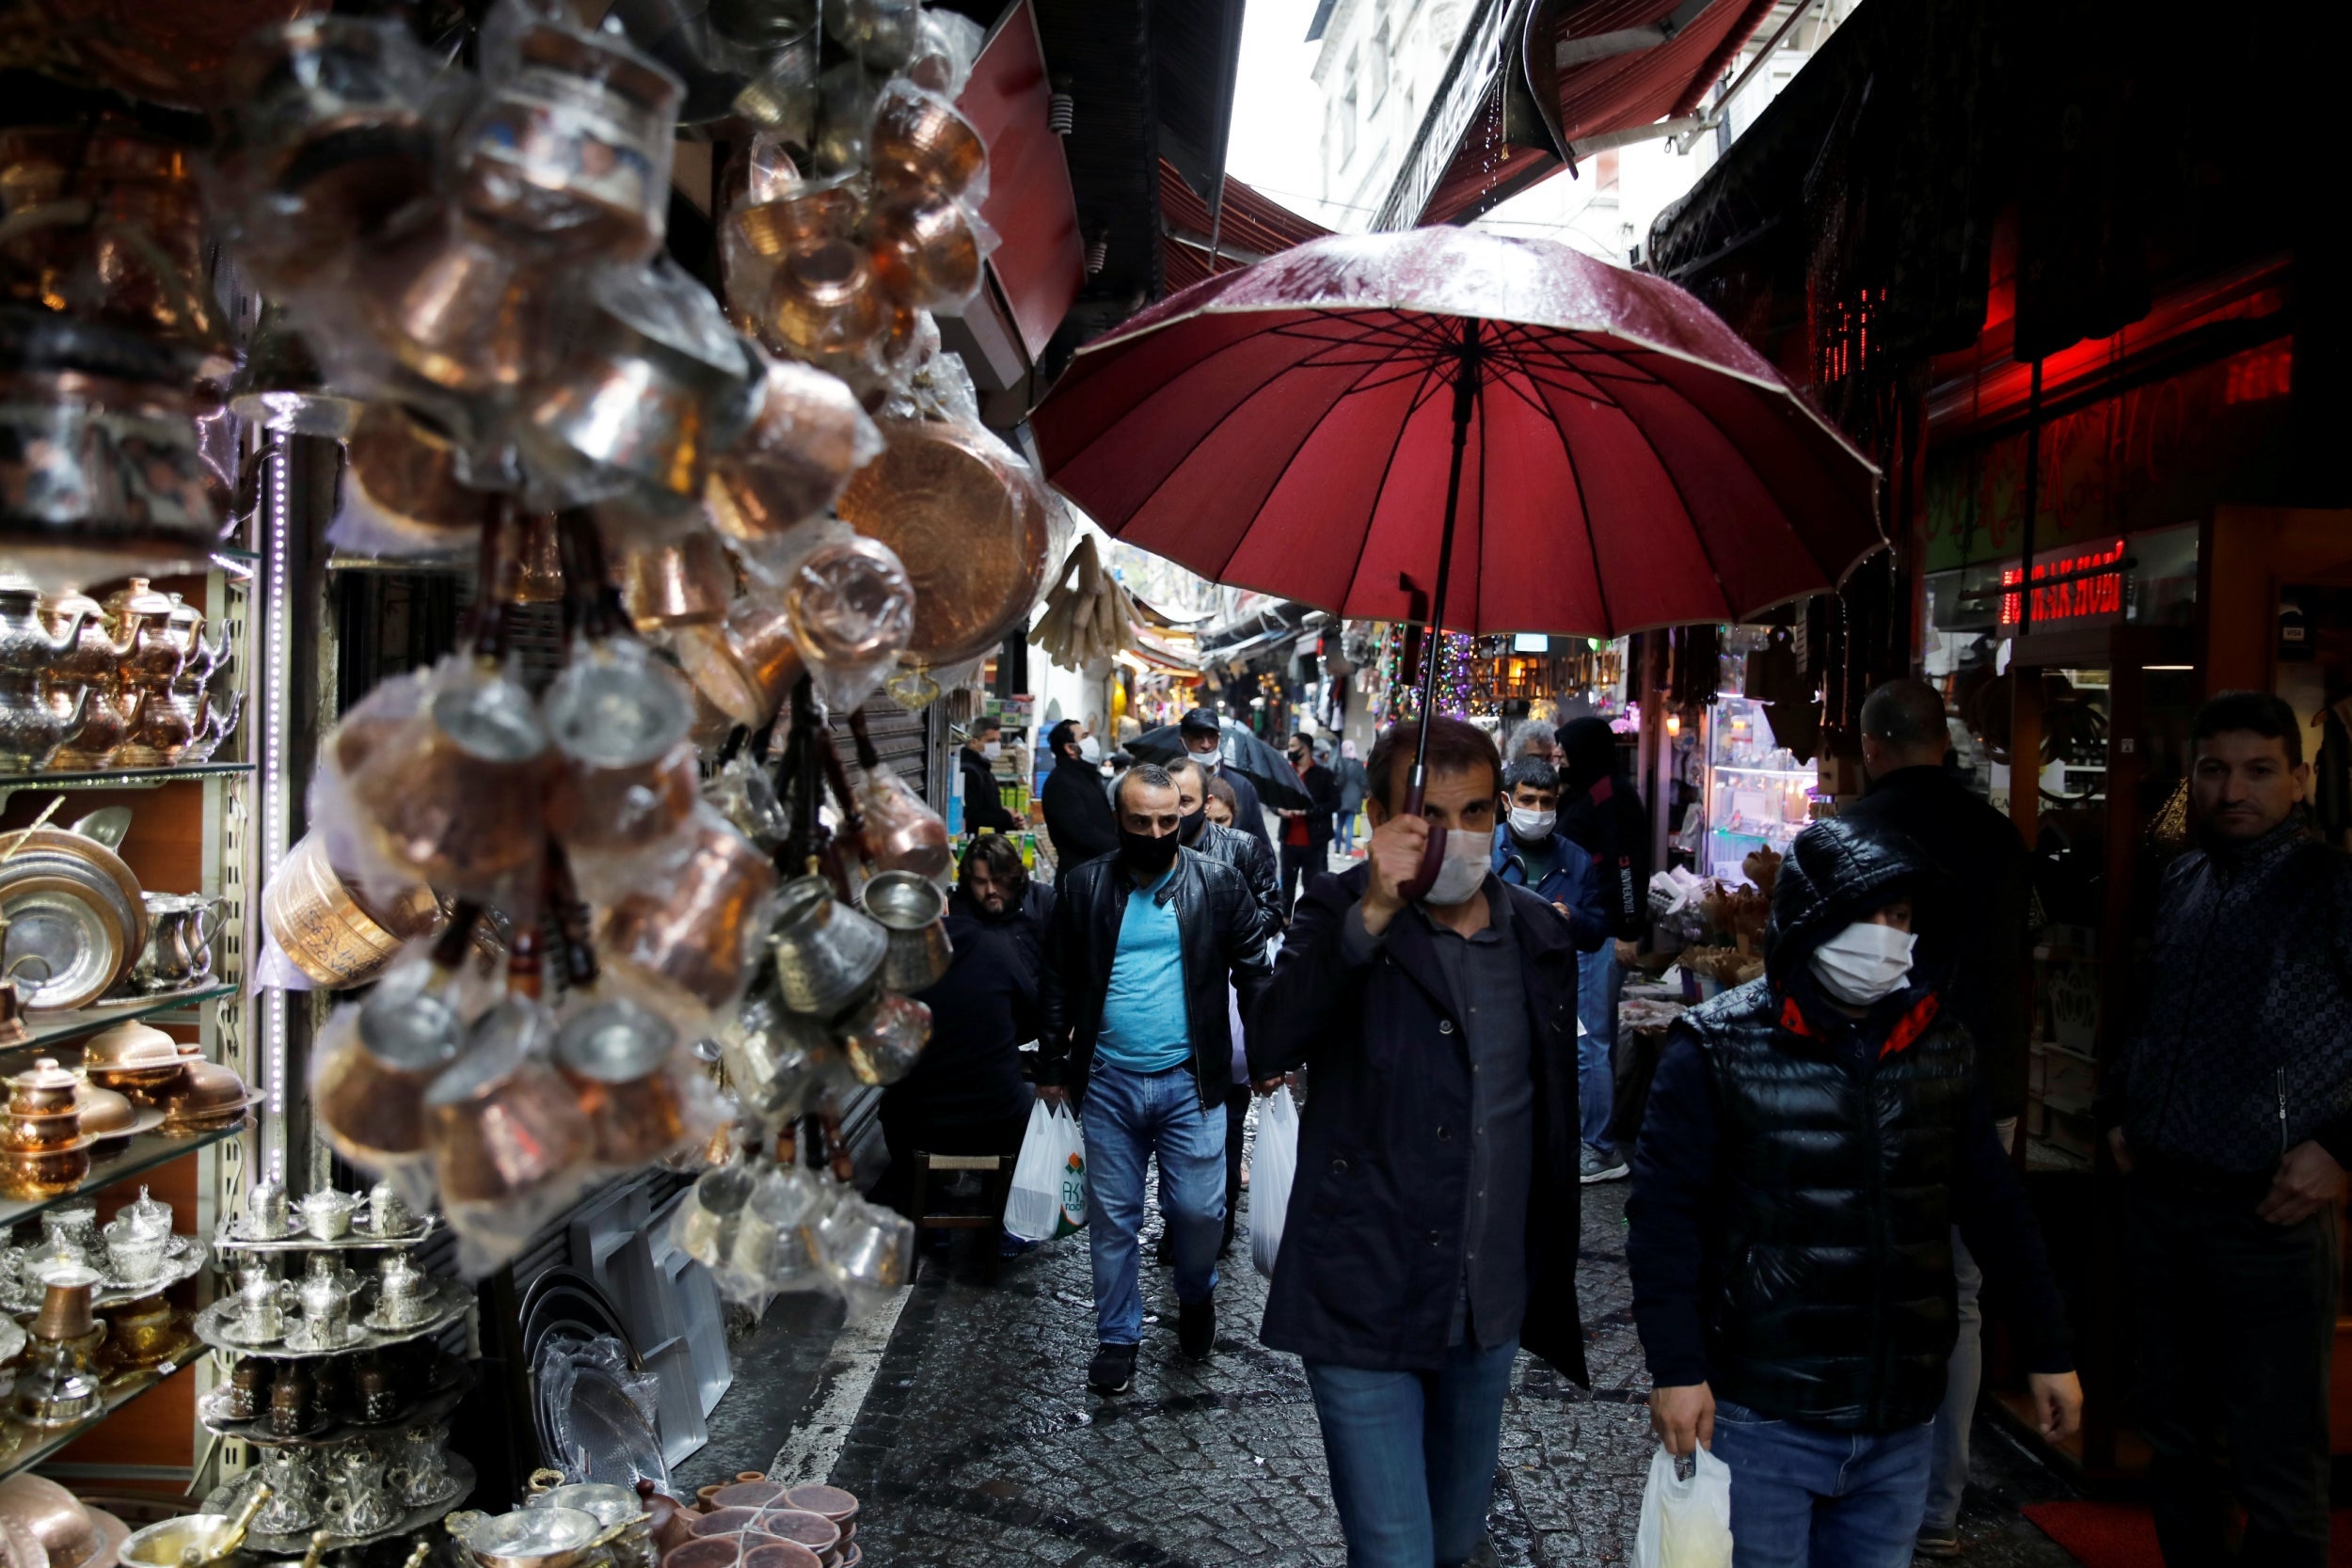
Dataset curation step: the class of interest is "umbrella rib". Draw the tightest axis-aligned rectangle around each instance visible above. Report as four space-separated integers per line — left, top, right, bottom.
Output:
1329 356 1447 625
1637 352 1853 585
1544 376 1617 638
1609 370 1740 622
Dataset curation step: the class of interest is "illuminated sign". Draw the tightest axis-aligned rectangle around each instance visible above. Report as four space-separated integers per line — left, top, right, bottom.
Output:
1999 538 2127 629
1512 633 1549 652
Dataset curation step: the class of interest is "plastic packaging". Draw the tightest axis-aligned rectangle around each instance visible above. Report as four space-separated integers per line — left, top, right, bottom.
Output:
785 534 914 714
705 348 883 542
1004 1101 1088 1243
1634 1444 1735 1568
1250 1085 1299 1279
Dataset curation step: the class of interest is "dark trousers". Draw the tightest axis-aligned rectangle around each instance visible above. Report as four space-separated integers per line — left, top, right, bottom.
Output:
1220 1084 1249 1252
2128 1175 2339 1567
875 1097 1033 1224
1279 842 1319 908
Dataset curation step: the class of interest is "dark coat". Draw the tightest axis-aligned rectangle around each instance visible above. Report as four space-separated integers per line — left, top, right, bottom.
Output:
958 745 1018 832
1837 764 2033 1116
1284 762 1342 847
1040 752 1119 868
1627 819 2072 1430
1219 764 1270 847
1247 863 1590 1381
891 885 1055 1126
1333 756 1370 816
1037 847 1273 1109
1186 817 1284 931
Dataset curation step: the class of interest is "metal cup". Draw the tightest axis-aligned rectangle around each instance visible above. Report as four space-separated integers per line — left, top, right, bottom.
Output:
675 1164 755 1267
768 878 888 1018
833 989 930 1087
103 1215 167 1284
862 871 950 992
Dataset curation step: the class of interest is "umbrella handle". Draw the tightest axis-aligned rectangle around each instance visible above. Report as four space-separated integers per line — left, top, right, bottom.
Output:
1397 778 1448 902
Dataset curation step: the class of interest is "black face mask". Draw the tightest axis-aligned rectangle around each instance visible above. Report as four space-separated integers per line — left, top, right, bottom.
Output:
1179 806 1207 844
1288 751 1306 766
1120 826 1182 877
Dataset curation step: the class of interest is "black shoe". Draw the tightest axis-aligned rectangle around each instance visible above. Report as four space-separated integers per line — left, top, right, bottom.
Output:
1178 1296 1216 1360
1088 1341 1137 1394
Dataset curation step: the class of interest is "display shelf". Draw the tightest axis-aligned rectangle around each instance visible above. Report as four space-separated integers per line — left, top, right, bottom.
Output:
199 1370 472 1449
0 1118 247 1231
0 1354 190 1482
214 1213 440 1255
1709 764 1816 781
193 1279 473 1360
1 983 239 1061
208 1454 475 1555
0 761 253 796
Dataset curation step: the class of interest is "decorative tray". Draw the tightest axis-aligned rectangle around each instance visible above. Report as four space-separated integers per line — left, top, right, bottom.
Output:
1 1236 209 1313
198 1370 473 1449
192 1278 472 1359
213 1212 441 1254
205 1453 475 1555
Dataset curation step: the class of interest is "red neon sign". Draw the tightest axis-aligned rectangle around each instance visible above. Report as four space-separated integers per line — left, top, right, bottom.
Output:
1999 538 2127 629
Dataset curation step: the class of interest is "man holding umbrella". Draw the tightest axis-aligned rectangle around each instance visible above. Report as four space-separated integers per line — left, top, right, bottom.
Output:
1181 707 1270 847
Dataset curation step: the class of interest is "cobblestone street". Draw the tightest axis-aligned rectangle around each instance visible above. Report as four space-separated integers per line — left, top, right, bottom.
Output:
692 1115 2091 1567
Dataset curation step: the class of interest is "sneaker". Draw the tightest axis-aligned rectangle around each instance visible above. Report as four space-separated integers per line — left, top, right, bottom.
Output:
1579 1145 1629 1184
1913 1525 1962 1559
998 1232 1039 1260
1178 1297 1216 1360
1088 1341 1138 1394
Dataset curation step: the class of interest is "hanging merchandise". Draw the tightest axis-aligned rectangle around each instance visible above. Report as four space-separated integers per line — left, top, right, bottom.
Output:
1030 534 1138 669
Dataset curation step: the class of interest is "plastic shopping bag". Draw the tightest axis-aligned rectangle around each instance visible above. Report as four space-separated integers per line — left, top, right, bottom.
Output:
1634 1443 1734 1568
1249 1085 1300 1279
1004 1100 1088 1243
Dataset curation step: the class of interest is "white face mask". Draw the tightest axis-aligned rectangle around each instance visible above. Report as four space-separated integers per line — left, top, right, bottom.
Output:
1508 805 1556 842
1808 921 1917 1006
1422 829 1491 907
980 740 1002 761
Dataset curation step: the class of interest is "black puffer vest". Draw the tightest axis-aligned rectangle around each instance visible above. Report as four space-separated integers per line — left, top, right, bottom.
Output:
1684 820 1978 1430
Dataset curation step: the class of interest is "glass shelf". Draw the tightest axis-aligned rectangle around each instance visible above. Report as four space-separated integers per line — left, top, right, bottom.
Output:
0 761 252 797
0 1358 192 1482
0 1117 246 1231
1710 764 1816 780
1 984 239 1062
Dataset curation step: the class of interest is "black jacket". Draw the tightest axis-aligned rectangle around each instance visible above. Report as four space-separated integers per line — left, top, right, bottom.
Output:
1284 762 1342 848
1248 863 1590 1381
1040 752 1119 868
2102 820 2352 1174
1559 719 1651 942
1185 816 1284 932
891 885 1055 1126
1037 847 1273 1109
959 745 1018 832
1626 820 2072 1431
1217 764 1270 847
1838 765 2034 1117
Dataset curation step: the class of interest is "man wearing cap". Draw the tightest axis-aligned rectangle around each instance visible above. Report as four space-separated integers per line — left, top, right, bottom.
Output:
1180 706 1270 848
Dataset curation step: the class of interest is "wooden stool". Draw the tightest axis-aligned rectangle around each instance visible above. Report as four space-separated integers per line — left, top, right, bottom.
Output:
909 1151 1013 1282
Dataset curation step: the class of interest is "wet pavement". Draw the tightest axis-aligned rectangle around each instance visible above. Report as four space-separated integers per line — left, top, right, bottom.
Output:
691 1109 2091 1566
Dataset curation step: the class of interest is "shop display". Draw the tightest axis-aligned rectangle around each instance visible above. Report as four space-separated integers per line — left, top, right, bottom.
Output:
1701 693 1810 884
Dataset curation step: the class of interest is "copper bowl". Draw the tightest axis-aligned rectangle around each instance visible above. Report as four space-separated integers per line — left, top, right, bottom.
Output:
760 240 888 364
866 85 985 198
262 832 443 990
748 1512 836 1557
2 1138 92 1198
705 354 879 541
866 193 982 309
0 1472 99 1568
835 419 1053 670
4 1105 82 1154
615 528 734 629
673 599 807 730
160 1056 248 1131
343 402 485 553
724 177 865 267
8 1055 80 1117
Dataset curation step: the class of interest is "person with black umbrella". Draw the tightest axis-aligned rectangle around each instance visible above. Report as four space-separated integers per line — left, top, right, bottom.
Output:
1041 717 1119 868
1180 707 1270 847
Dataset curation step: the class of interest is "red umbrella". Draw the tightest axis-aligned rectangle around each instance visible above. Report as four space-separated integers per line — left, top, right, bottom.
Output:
1030 226 1880 879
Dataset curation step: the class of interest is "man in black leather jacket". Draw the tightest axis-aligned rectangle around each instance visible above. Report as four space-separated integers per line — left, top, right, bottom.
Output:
1629 818 2080 1566
1038 764 1273 1395
1041 718 1119 868
2100 692 2352 1568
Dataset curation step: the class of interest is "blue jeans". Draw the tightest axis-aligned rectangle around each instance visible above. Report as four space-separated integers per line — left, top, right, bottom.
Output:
1576 942 1621 1150
1709 1400 1934 1568
1303 1338 1518 1568
1337 812 1358 854
1922 1227 1983 1532
1081 1062 1225 1344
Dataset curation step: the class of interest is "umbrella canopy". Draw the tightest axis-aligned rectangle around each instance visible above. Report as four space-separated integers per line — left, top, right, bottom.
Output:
1128 720 1311 810
1031 227 1882 640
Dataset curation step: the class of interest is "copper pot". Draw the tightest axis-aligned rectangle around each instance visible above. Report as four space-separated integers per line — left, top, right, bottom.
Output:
3 1138 91 1197
351 210 542 396
161 1056 248 1132
615 528 734 629
343 402 486 554
72 1079 137 1145
29 1263 100 1340
835 419 1052 671
83 1020 185 1099
314 969 465 1164
345 657 552 890
671 597 807 731
759 239 888 368
555 998 688 1165
705 352 880 542
263 833 441 990
597 819 777 1011
425 997 592 1207
8 1054 80 1116
866 192 982 309
0 123 213 344
30 0 330 112
722 178 865 318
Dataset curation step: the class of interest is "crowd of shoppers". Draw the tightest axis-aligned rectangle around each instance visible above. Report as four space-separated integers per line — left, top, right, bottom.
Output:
904 678 2351 1568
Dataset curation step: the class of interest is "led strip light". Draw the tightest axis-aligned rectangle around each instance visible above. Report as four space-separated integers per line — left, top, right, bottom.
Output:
262 430 291 1180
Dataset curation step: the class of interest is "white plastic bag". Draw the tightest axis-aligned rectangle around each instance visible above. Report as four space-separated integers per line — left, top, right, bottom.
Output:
1249 1085 1300 1280
1634 1443 1734 1568
1004 1100 1087 1243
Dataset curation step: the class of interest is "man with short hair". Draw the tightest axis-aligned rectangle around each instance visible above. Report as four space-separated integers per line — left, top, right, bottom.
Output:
1630 817 2081 1565
1180 706 1269 847
1041 717 1119 869
2101 691 2352 1568
1492 758 1615 1182
1039 764 1274 1393
1250 718 1590 1568
959 716 1019 833
1836 679 2033 1560
1276 732 1343 910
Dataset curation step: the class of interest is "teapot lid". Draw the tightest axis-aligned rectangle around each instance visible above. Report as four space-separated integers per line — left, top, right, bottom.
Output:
164 594 202 627
101 578 173 617
11 1056 76 1092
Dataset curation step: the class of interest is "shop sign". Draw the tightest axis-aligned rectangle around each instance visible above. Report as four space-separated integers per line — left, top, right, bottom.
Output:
1999 538 2126 630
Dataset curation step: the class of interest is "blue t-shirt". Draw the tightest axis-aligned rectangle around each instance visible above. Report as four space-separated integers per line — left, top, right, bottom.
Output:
1094 865 1192 1072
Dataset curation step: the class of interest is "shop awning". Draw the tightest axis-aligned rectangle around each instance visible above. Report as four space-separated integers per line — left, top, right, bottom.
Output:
1127 625 1203 675
1375 0 1780 230
1158 160 1332 291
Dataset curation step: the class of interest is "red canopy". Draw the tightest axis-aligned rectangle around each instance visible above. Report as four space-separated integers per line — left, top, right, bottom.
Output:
1031 227 1881 638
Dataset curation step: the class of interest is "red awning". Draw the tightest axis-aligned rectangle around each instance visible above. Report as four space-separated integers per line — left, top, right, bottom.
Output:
1158 161 1331 292
1398 0 1776 229
957 0 1086 365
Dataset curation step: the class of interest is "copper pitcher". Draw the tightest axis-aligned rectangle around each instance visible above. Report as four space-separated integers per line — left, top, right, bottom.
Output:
596 816 777 1012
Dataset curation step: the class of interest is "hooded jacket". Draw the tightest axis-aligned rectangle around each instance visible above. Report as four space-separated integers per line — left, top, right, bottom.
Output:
1626 819 2072 1430
1556 717 1652 941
